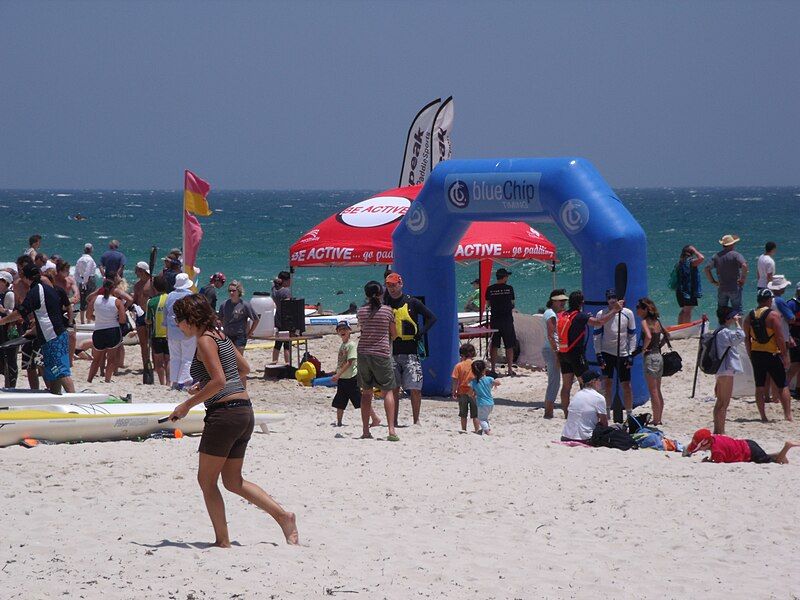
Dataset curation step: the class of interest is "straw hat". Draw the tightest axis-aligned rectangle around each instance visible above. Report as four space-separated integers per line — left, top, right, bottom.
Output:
767 275 792 291
718 234 740 246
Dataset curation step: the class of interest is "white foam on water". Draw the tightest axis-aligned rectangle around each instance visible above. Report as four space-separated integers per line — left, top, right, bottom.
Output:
54 234 70 239
55 193 72 197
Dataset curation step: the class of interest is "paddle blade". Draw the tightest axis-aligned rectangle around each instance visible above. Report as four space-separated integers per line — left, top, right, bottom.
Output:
148 246 158 276
615 262 628 300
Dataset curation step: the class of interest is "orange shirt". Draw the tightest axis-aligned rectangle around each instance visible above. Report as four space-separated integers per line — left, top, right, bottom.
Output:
451 359 475 395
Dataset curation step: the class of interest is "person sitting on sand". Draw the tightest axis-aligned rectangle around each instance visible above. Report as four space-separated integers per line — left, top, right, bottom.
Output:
167 293 298 547
683 428 800 464
561 370 607 443
451 343 479 433
470 359 499 435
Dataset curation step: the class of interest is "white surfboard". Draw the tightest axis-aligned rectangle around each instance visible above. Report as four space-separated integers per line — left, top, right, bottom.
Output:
0 389 113 408
0 403 286 447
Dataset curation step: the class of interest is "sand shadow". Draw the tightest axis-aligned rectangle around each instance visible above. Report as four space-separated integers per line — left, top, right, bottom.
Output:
131 539 243 550
420 395 544 409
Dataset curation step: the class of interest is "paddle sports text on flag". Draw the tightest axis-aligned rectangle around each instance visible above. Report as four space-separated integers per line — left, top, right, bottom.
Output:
430 96 454 170
398 98 441 187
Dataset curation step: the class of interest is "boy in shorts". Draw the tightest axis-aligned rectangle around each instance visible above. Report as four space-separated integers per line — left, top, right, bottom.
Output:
683 428 800 464
451 343 480 433
332 321 378 427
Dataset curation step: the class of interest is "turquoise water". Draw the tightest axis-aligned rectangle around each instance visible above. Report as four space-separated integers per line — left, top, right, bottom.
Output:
1 187 797 323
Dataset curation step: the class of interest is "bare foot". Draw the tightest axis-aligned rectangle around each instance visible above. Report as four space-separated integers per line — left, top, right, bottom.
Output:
359 433 373 439
278 512 299 545
370 419 381 428
213 540 232 549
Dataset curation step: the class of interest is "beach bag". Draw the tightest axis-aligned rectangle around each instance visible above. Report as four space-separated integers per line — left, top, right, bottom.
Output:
699 327 731 375
657 320 682 377
557 310 585 353
667 265 678 291
590 424 638 451
748 308 774 344
626 412 651 434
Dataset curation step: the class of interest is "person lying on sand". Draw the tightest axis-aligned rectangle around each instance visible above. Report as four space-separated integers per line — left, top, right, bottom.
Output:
683 428 800 464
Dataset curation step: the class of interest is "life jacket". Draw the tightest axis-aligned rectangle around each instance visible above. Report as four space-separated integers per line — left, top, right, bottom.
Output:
557 310 585 353
152 294 168 338
748 306 777 353
392 300 418 341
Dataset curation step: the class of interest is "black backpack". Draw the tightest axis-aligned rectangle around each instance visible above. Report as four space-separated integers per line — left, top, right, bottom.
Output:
699 327 731 375
748 308 773 344
590 424 638 451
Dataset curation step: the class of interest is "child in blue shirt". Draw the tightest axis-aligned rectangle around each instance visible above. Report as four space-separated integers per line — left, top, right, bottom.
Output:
469 360 500 435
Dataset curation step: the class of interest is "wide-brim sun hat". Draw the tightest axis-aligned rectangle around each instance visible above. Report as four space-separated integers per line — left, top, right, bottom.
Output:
718 234 740 246
767 275 791 291
174 273 193 290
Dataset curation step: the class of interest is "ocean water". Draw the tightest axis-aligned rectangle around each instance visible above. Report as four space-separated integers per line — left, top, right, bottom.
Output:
1 187 797 324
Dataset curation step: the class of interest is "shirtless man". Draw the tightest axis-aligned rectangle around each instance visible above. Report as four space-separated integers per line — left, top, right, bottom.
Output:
133 261 155 371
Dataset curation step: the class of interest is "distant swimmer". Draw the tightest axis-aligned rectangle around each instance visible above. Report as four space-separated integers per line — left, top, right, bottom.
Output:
71 213 87 221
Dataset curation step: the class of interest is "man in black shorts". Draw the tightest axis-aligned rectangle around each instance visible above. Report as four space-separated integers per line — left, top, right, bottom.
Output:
558 291 621 417
593 288 637 416
486 268 517 377
744 288 792 422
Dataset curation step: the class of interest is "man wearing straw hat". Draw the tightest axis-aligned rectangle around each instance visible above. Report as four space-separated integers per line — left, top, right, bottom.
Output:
705 234 748 311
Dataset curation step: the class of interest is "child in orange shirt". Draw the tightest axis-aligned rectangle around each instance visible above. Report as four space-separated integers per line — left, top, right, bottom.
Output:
451 343 479 433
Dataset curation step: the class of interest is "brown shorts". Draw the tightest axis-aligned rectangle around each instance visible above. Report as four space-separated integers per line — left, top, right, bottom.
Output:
198 405 255 459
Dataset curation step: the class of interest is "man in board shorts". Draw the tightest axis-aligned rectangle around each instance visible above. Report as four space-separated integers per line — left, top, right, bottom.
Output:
744 288 792 422
486 268 517 377
383 272 436 425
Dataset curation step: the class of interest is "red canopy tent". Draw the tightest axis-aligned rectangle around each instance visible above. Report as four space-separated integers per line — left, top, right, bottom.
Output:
289 185 556 267
289 185 557 317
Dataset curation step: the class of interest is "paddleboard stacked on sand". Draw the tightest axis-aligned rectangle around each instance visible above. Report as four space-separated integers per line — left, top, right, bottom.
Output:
0 395 285 447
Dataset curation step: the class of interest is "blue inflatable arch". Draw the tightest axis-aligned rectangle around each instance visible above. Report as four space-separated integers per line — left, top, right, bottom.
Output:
393 157 650 405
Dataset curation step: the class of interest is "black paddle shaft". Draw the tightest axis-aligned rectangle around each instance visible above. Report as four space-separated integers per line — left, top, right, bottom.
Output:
612 263 628 423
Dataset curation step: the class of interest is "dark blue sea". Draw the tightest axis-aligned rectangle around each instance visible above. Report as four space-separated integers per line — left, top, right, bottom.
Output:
1 187 797 324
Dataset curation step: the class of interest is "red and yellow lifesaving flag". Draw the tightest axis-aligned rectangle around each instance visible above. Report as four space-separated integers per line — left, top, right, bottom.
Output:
184 169 212 216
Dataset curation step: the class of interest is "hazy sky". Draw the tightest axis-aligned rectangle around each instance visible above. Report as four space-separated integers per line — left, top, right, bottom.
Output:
2 0 799 189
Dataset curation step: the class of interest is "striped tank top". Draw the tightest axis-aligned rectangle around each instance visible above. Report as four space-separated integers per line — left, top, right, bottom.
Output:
189 334 246 408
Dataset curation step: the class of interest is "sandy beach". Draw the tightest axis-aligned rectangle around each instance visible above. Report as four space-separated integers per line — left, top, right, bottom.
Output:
2 335 799 599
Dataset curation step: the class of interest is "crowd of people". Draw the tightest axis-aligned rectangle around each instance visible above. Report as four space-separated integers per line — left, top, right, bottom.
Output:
0 235 266 392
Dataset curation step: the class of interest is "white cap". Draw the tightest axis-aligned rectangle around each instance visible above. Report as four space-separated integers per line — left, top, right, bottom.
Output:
0 272 13 284
136 261 150 273
84 243 93 250
44 260 57 272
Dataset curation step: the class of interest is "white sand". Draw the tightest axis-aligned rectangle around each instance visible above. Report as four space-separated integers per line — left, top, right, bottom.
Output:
2 336 799 599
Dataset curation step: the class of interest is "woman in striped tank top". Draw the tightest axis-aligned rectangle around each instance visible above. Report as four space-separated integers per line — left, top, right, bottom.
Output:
167 294 298 547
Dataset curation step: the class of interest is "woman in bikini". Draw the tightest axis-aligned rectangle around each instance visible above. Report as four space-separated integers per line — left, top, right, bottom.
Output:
167 294 298 547
636 297 668 425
